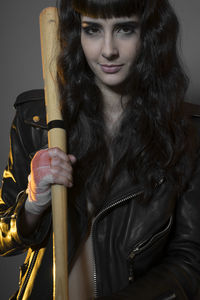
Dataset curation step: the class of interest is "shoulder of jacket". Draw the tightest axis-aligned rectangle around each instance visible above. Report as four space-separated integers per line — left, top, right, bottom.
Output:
14 89 47 129
14 89 45 107
184 102 200 143
184 101 200 118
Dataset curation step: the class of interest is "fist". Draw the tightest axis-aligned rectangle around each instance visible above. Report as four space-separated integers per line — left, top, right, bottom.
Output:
25 147 76 215
30 147 76 192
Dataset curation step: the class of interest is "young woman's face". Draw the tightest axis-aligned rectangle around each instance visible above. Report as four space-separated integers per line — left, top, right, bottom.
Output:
81 15 141 90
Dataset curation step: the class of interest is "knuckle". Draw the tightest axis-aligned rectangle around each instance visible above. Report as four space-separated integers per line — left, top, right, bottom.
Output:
49 147 59 157
51 166 59 174
33 149 49 162
51 157 60 166
67 164 73 173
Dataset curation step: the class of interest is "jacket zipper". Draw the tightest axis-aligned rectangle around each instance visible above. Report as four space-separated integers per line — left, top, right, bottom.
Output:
17 250 39 299
16 178 164 299
91 190 143 298
128 246 139 282
128 215 172 282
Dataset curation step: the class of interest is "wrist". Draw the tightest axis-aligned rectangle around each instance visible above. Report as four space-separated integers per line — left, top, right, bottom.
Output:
25 188 51 215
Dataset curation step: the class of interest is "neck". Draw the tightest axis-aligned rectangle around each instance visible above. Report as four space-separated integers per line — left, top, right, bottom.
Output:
97 82 129 137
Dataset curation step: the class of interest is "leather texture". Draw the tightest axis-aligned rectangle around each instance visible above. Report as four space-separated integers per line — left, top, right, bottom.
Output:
1 89 200 300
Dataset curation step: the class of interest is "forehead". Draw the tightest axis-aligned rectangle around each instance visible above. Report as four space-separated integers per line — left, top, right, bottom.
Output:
81 15 140 24
72 0 144 19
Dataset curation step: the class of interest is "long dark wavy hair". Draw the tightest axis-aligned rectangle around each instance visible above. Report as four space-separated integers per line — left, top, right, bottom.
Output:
57 0 195 211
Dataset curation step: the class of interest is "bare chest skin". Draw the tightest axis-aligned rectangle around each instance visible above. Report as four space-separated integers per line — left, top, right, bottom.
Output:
104 109 123 138
103 108 124 174
102 91 127 139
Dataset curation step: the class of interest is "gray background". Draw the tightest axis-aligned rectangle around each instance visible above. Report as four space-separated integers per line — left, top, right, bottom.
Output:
0 1 199 299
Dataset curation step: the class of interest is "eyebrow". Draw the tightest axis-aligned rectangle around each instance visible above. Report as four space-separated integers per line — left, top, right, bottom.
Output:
81 21 140 28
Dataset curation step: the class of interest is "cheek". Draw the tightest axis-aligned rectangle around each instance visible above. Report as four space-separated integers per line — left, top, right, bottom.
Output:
81 38 92 60
122 39 141 64
81 36 100 63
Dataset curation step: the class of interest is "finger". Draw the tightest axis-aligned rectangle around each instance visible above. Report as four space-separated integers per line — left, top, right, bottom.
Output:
39 168 73 188
68 154 77 164
48 147 68 160
51 173 73 187
51 165 73 182
50 157 73 176
48 147 76 165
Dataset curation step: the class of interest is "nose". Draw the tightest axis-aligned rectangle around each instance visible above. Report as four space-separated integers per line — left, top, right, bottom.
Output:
101 33 119 60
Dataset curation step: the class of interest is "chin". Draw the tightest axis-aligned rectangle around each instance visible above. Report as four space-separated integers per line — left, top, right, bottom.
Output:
102 78 127 88
100 75 125 86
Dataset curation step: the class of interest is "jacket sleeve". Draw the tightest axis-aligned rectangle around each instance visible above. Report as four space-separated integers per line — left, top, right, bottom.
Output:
0 92 51 256
97 154 200 299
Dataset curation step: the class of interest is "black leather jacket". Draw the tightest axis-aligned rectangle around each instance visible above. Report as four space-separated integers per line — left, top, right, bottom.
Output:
1 89 200 300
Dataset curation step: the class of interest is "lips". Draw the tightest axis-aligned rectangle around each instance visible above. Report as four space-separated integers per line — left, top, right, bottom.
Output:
100 64 123 73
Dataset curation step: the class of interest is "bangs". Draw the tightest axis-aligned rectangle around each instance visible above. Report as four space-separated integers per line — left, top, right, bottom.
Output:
72 0 144 18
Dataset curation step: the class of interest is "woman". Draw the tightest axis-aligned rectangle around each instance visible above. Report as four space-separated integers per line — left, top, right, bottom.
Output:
1 0 200 299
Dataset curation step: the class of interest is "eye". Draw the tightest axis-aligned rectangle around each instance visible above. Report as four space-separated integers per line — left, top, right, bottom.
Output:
115 24 138 35
82 25 101 36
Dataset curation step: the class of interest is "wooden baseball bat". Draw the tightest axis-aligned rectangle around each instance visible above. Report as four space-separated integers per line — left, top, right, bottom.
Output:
39 7 68 300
